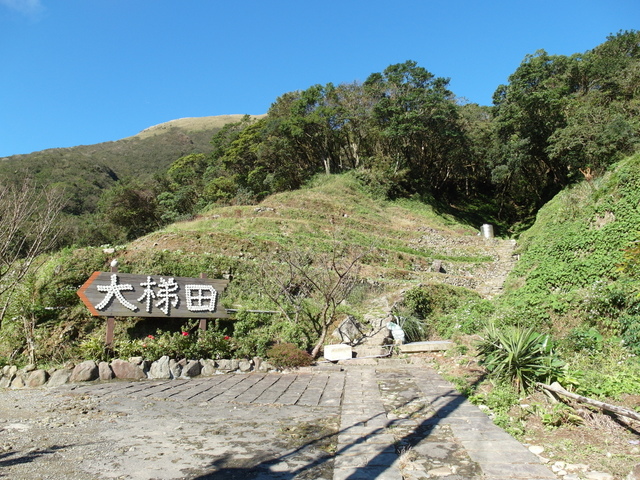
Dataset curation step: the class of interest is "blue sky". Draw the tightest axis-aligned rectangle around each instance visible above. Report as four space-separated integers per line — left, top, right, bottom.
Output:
1 0 638 157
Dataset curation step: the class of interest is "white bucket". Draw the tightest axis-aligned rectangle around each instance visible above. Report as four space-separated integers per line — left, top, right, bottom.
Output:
481 224 494 238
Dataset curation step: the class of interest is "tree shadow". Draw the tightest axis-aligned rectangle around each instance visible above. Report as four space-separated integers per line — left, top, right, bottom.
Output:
189 369 486 480
0 445 69 476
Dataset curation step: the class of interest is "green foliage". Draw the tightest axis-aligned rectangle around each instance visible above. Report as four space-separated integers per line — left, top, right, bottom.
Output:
231 310 313 359
469 384 524 436
400 284 483 339
79 327 234 362
266 342 314 369
97 181 162 242
494 154 640 334
557 343 640 400
476 324 564 392
561 326 604 354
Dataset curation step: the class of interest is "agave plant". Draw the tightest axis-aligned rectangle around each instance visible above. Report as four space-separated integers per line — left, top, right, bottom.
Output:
477 323 564 392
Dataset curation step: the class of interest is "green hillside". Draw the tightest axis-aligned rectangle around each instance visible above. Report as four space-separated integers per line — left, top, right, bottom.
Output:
495 153 640 341
0 173 514 363
0 115 258 215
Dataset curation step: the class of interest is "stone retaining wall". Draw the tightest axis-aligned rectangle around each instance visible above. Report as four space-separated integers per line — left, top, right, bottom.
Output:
0 355 278 389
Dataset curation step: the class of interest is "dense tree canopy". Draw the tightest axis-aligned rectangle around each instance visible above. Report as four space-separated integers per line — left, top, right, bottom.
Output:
15 31 637 244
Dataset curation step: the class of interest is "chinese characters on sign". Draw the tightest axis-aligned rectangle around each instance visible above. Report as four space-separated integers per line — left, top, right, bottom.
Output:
77 272 229 319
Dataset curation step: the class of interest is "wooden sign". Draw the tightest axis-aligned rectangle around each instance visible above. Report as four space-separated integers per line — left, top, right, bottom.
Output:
77 272 229 318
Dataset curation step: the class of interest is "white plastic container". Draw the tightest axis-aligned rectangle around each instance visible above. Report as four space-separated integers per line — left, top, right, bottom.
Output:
481 224 494 238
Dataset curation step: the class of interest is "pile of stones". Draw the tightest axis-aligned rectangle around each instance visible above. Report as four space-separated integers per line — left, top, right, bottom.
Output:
0 355 278 389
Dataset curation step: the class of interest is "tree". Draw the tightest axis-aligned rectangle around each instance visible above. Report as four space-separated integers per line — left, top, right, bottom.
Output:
257 242 366 358
0 179 66 325
97 181 162 242
363 61 469 195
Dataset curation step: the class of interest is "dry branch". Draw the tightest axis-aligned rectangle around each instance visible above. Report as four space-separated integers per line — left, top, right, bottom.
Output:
537 382 640 422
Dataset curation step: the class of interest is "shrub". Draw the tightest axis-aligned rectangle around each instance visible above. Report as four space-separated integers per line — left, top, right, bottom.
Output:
476 324 564 392
401 284 483 339
78 326 235 362
266 343 314 369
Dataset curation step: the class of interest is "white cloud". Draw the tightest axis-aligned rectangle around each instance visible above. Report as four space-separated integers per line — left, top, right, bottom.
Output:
0 0 45 17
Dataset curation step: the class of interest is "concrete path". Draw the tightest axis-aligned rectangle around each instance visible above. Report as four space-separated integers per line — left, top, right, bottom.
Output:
0 358 558 479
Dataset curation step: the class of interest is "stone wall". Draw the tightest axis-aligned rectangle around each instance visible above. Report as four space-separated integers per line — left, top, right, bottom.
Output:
0 356 278 389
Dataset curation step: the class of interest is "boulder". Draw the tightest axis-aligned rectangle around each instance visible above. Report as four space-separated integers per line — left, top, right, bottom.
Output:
110 359 146 380
215 359 239 372
200 359 217 376
26 369 48 388
182 360 202 378
148 356 171 379
47 369 72 387
0 373 15 388
98 362 115 381
70 360 99 383
238 359 253 373
169 359 183 379
10 375 25 389
332 315 365 344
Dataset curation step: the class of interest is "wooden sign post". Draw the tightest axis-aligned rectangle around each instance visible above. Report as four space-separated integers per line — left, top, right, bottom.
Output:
77 267 229 347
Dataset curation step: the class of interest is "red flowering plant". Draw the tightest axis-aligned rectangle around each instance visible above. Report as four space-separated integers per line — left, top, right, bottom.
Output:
195 329 234 359
86 325 235 362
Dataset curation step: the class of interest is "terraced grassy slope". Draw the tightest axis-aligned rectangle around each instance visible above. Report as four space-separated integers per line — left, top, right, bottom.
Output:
125 174 516 300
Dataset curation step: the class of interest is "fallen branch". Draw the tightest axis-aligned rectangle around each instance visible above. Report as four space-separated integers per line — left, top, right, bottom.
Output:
537 382 640 422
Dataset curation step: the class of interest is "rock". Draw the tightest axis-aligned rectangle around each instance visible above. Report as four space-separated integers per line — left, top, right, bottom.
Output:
70 360 99 382
238 359 253 373
253 357 262 371
258 361 275 372
110 359 146 380
627 464 640 480
215 359 239 372
10 376 25 389
427 466 454 476
98 362 114 380
552 461 566 471
128 356 144 366
169 359 183 379
565 463 589 473
332 315 365 344
323 344 353 361
149 356 172 379
529 445 545 455
182 360 202 378
0 373 15 388
26 369 48 388
200 359 216 376
47 369 72 387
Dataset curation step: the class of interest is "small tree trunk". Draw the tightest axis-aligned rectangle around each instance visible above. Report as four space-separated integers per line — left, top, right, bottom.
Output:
311 326 328 359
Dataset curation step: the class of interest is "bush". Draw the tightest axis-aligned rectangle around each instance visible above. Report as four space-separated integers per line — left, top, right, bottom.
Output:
400 284 483 339
78 326 235 362
476 324 564 392
266 343 314 369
